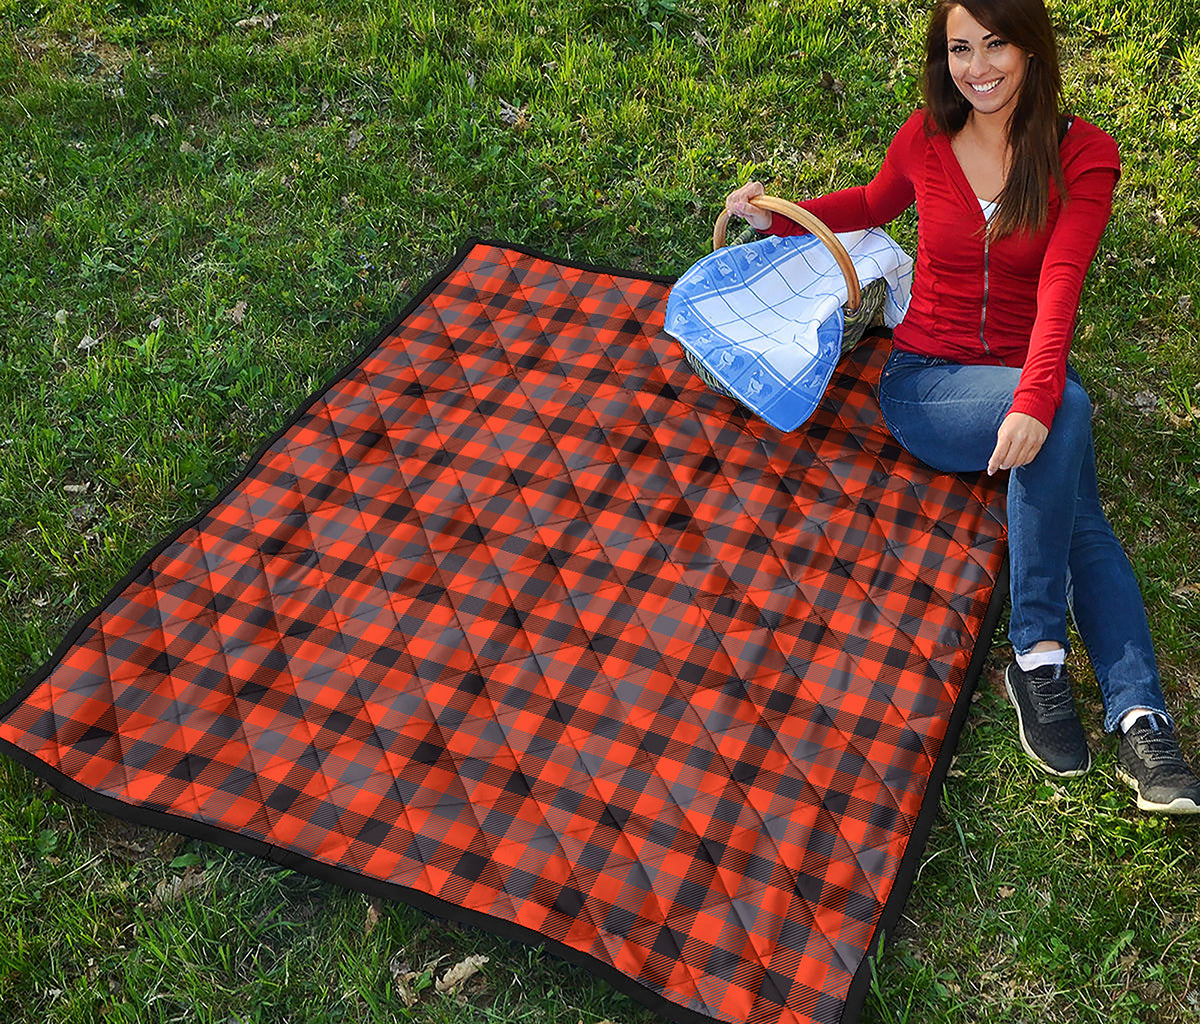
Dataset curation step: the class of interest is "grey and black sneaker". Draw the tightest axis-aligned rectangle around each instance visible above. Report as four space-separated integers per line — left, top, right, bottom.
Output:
1004 661 1092 777
1116 716 1200 815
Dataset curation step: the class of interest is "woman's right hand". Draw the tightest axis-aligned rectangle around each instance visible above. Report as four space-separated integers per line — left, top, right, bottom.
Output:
725 181 772 232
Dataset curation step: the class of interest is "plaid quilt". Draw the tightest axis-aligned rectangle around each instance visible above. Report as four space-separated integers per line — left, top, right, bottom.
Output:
0 241 1006 1024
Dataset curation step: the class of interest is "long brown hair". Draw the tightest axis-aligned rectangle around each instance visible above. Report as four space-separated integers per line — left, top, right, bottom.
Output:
923 0 1069 238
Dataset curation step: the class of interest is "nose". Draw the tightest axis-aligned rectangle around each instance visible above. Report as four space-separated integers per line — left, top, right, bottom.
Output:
969 48 989 74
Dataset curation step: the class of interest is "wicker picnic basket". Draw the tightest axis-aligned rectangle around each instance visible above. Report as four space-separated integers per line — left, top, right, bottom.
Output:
682 195 888 399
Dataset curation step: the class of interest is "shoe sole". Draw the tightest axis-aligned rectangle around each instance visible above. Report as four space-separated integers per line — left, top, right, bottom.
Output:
1004 666 1091 778
1115 766 1200 815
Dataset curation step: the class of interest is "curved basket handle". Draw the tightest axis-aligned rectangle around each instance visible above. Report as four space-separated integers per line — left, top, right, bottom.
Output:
713 195 862 312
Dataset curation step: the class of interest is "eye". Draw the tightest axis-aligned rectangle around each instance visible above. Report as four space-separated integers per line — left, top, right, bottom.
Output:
988 39 1008 48
949 43 968 54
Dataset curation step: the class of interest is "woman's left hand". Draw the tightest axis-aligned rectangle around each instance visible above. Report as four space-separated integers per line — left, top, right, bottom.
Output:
987 412 1049 475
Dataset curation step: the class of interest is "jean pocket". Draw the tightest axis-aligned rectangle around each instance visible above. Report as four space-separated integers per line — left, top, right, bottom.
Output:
880 350 903 382
876 392 909 450
881 349 943 384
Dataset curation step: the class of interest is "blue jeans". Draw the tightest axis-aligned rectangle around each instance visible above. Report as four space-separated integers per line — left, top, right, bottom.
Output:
876 349 1168 732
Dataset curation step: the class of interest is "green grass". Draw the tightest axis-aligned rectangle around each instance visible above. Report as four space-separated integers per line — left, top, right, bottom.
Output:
2 0 1199 1021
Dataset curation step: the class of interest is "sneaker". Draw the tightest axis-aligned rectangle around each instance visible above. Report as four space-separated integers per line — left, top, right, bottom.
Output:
1116 716 1200 815
1004 662 1092 777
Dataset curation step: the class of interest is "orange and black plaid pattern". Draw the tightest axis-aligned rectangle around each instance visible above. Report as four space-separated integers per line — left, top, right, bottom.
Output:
0 243 1006 1024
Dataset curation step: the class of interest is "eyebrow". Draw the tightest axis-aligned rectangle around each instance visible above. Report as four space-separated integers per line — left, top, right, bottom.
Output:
948 32 998 42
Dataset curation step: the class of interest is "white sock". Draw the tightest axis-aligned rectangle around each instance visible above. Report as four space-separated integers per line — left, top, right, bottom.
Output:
1015 648 1066 672
1120 709 1163 733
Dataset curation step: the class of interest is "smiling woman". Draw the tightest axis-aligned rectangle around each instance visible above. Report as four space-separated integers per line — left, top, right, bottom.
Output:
947 13 1029 116
724 0 1200 815
923 0 1065 239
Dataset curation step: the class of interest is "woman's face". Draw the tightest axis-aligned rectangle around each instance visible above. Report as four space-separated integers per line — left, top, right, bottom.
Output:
945 5 1030 121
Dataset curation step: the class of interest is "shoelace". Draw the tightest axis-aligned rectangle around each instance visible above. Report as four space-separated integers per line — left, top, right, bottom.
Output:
1133 727 1187 770
1030 670 1074 718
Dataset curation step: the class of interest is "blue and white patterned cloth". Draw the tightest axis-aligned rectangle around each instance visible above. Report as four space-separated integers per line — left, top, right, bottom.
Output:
665 229 914 431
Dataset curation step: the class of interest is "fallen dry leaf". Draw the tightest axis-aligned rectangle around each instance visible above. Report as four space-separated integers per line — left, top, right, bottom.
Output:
347 128 364 151
388 953 423 1008
819 71 845 96
55 308 69 325
236 12 279 30
997 886 1016 899
151 867 208 908
179 140 197 154
1131 390 1157 413
227 300 248 324
77 333 100 351
394 975 419 1007
498 98 528 127
150 113 168 128
436 953 488 994
365 895 383 934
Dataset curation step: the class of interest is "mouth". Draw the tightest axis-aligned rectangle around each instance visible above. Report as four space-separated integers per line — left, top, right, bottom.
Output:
969 79 1002 94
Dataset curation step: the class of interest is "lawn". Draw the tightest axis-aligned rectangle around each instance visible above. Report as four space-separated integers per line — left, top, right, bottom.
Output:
1 0 1199 1021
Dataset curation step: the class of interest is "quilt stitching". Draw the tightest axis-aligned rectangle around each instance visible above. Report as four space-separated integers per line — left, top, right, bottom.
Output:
0 242 1006 1024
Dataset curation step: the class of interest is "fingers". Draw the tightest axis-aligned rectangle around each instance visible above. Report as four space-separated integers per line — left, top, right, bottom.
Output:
725 181 770 229
986 437 1008 476
988 414 1049 475
725 180 764 207
989 436 1034 475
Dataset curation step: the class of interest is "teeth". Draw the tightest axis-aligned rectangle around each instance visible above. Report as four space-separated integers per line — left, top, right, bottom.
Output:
971 80 1000 93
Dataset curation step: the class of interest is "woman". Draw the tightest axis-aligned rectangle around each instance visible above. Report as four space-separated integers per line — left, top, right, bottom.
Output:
725 0 1199 813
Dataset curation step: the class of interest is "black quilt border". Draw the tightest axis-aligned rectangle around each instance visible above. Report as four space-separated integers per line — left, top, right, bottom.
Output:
0 237 1007 1024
